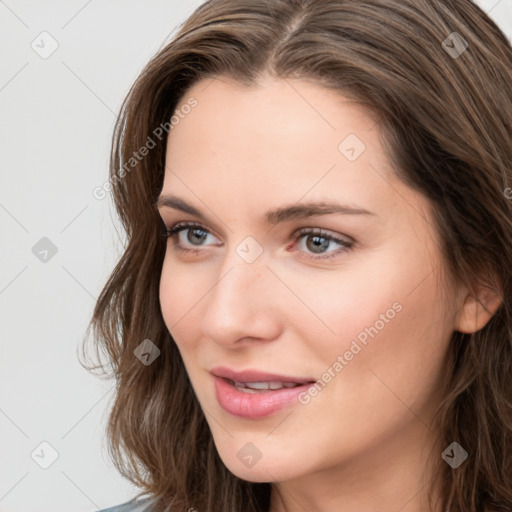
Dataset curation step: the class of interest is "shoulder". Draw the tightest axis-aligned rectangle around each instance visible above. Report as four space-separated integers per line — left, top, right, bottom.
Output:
97 497 157 512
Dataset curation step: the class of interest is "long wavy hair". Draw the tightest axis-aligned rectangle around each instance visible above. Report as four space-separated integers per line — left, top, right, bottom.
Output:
81 1 512 511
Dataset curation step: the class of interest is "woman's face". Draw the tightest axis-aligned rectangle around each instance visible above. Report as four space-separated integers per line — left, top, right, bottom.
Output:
157 75 464 486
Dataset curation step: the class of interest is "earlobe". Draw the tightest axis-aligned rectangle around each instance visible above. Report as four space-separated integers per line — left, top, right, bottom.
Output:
456 285 503 334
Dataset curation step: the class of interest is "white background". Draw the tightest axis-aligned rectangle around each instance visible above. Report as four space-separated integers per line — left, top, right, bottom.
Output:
1 1 510 511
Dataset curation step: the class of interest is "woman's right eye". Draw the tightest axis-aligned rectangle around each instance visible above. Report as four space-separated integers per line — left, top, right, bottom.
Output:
162 221 221 254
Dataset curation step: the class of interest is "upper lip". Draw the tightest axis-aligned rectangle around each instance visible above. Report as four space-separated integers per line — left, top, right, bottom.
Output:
210 366 316 384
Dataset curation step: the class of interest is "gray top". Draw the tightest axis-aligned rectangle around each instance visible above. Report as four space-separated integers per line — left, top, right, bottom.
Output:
96 497 157 512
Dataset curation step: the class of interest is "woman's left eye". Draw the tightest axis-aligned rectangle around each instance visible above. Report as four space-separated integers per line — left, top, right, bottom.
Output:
292 227 354 260
162 222 354 260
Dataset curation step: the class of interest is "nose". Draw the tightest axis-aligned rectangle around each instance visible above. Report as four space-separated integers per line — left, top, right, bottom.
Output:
200 249 282 348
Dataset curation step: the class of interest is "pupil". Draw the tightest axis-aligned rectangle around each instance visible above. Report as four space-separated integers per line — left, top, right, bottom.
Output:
307 235 328 253
188 228 208 245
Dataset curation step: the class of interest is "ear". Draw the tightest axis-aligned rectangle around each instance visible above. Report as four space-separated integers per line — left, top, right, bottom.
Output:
455 281 503 334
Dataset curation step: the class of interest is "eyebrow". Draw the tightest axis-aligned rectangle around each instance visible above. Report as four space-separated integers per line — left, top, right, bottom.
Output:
155 195 375 225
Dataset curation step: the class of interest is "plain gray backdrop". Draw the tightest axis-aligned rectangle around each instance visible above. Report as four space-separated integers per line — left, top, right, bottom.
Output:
1 1 510 511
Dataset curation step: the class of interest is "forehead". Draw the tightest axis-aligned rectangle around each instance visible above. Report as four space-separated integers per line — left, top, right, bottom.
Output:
161 76 428 229
168 75 379 153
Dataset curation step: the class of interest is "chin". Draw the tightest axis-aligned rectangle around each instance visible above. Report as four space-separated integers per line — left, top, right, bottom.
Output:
215 445 302 483
225 461 289 483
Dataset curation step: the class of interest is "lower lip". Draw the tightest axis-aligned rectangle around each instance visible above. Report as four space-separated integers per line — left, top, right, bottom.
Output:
213 375 314 419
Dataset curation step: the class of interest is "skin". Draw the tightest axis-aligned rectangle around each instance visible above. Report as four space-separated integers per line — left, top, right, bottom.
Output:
157 75 501 512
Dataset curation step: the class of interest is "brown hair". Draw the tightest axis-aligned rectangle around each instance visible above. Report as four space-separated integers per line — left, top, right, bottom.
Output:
82 1 512 511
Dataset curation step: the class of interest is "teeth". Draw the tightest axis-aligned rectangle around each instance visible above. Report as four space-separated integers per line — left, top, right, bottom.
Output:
245 381 270 390
232 380 301 391
236 387 261 393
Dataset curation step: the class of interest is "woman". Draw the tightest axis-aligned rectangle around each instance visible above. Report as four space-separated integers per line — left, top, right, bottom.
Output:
83 0 512 511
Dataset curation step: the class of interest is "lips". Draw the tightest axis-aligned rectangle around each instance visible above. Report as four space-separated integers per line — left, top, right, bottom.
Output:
210 366 317 418
210 366 316 385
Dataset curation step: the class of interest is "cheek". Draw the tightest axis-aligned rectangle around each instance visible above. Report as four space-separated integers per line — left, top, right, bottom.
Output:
292 248 451 382
287 271 452 463
159 263 177 325
312 267 451 414
159 259 200 344
276 260 404 351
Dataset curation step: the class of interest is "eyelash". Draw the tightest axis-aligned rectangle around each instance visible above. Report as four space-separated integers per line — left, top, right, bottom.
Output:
161 221 354 260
